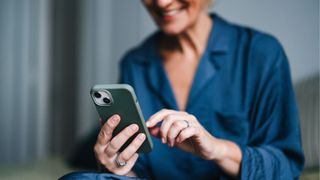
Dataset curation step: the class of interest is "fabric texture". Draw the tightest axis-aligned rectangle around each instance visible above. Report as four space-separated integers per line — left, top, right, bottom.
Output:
59 172 145 180
118 14 304 179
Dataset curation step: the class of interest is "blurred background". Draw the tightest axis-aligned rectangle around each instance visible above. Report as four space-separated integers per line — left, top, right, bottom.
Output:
0 0 319 179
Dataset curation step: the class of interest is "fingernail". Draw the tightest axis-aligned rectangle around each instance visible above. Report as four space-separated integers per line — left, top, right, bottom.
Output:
131 124 138 131
138 134 146 140
146 121 150 127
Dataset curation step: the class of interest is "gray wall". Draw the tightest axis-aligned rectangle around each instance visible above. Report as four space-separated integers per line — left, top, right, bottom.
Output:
0 0 318 167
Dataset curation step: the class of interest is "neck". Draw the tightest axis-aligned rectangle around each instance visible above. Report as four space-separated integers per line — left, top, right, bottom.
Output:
161 12 213 60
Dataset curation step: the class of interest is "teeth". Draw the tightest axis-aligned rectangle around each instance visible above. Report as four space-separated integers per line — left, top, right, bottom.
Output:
163 9 181 16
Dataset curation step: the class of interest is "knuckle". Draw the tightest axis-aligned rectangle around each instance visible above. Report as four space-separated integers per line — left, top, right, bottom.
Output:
108 141 119 152
93 144 100 153
161 108 168 112
134 137 143 147
166 115 175 121
124 127 135 136
190 115 197 121
103 123 114 133
98 157 107 166
172 121 181 128
131 137 143 150
121 151 132 161
98 130 108 139
130 142 139 151
106 122 115 130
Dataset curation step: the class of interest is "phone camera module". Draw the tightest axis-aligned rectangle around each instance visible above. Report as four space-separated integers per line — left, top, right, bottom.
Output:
94 92 101 98
103 98 111 104
92 89 112 106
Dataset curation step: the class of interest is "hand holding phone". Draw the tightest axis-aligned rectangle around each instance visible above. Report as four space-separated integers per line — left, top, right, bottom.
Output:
94 114 145 175
91 84 153 175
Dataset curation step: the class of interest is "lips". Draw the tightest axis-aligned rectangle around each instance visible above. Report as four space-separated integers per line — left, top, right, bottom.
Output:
157 7 184 20
163 9 182 16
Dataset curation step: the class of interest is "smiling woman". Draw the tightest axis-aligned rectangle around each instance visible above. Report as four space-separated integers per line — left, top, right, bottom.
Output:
88 0 305 179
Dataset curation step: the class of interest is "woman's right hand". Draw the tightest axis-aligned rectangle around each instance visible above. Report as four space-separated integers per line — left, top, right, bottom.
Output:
94 114 146 176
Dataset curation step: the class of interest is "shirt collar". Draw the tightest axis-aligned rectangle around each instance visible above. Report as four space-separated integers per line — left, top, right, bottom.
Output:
137 13 234 63
208 13 234 53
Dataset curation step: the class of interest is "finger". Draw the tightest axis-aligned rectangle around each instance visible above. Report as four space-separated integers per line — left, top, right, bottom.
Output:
105 124 139 157
126 153 139 166
112 153 139 175
176 126 199 143
96 114 120 146
167 120 189 147
117 133 146 163
149 126 161 138
146 109 177 127
160 114 179 143
161 113 190 144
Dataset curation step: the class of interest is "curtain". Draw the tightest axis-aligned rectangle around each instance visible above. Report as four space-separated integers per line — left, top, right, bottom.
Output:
0 0 51 164
0 0 153 165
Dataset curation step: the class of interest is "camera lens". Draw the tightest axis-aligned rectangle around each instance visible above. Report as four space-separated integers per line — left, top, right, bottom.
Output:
103 98 111 104
94 92 101 98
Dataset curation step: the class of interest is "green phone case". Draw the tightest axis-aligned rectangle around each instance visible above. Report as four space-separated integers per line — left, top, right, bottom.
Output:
90 84 153 153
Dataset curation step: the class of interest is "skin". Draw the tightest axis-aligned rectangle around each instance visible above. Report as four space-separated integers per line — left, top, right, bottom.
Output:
94 115 144 176
94 0 242 178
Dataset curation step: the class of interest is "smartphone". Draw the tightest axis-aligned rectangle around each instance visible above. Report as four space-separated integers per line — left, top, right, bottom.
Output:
90 84 153 153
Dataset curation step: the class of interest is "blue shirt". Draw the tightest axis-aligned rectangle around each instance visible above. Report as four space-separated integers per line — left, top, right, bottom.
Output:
119 14 304 180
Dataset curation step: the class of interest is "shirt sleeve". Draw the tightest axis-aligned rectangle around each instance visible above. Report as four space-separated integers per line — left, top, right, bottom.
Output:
240 39 304 179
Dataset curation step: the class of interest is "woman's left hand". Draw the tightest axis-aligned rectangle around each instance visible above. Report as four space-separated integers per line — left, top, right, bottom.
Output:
146 109 221 160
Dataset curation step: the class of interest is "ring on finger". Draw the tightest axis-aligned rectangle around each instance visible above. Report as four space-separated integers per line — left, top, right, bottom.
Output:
183 120 190 128
115 153 127 167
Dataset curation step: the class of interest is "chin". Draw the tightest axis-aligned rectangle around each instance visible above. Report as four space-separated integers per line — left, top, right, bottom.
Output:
159 23 189 36
161 28 184 36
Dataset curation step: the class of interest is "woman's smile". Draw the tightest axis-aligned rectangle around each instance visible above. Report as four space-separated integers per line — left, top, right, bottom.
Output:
157 6 185 21
143 0 208 35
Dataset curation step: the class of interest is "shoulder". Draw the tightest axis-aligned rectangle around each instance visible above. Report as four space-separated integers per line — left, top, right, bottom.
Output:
226 22 286 74
233 22 285 68
212 14 285 67
247 29 284 61
214 15 290 88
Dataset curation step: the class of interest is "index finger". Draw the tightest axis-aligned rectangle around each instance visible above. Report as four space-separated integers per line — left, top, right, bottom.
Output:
146 109 176 127
97 114 120 145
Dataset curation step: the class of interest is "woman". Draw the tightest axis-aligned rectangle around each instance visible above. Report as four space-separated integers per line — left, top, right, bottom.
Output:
93 0 304 179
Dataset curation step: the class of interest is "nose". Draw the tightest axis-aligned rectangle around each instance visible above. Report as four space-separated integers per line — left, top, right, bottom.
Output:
154 0 174 8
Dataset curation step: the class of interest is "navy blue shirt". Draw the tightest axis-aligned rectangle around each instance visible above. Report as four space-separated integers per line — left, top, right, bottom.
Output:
119 14 304 180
